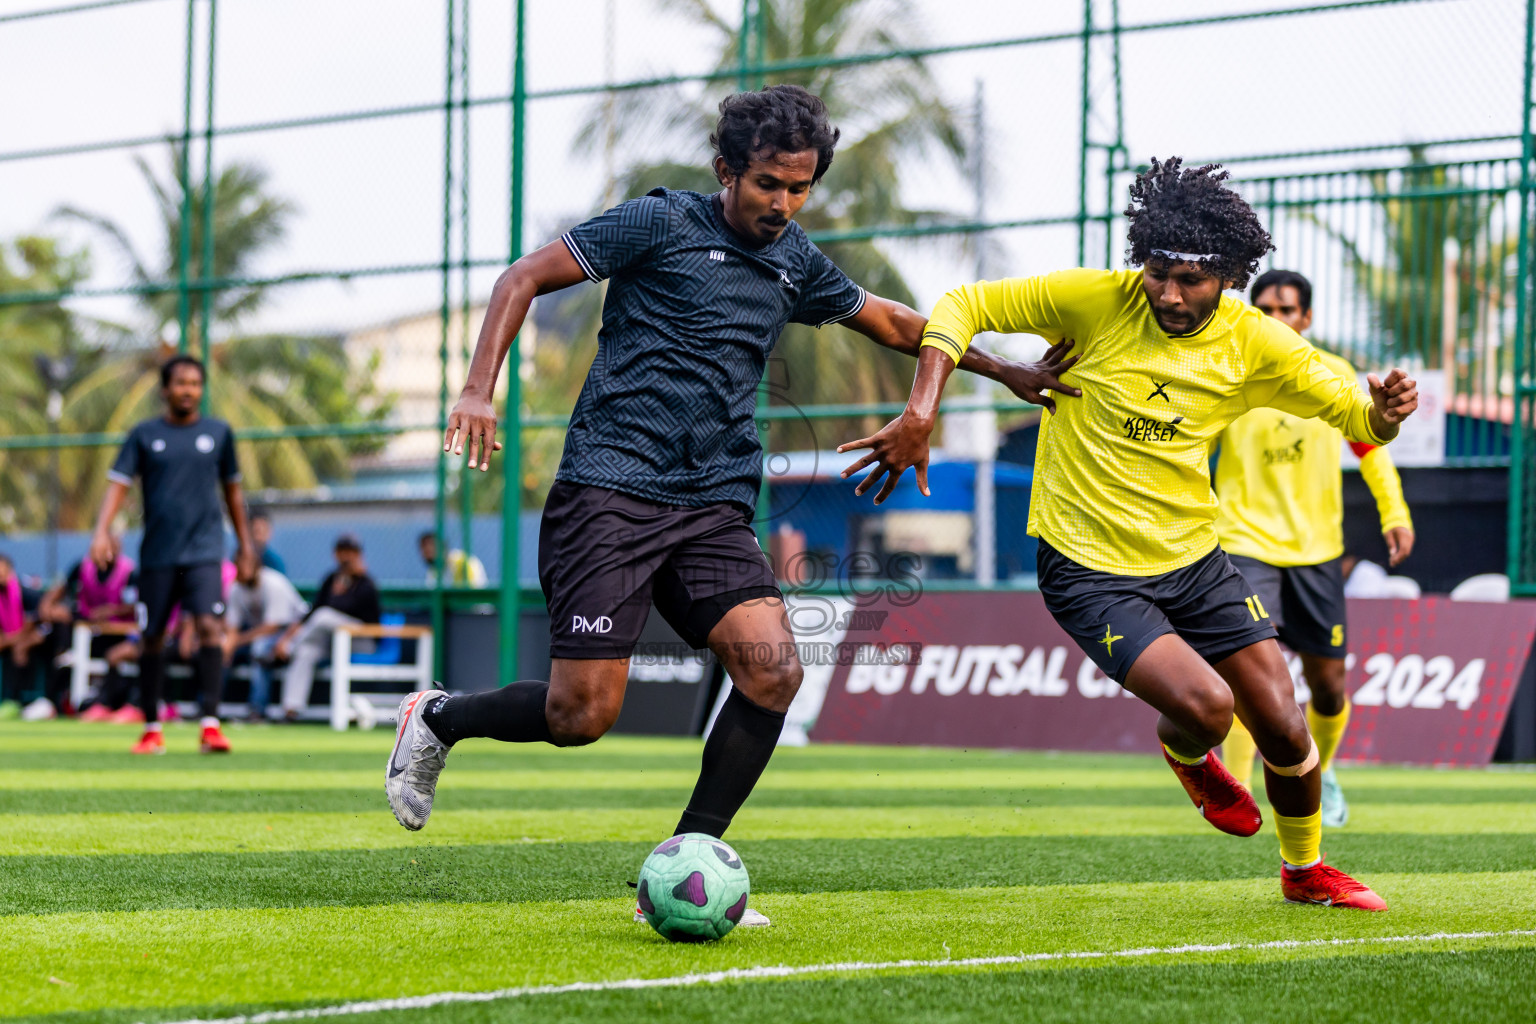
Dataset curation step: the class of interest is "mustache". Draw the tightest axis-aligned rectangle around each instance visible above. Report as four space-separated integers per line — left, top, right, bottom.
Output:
758 215 788 226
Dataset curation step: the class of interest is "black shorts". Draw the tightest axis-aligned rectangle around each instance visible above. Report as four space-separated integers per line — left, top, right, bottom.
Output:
1227 554 1348 658
138 562 227 638
538 481 781 659
1037 540 1278 684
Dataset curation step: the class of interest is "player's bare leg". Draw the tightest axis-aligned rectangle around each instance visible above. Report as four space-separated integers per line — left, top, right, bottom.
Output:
1218 641 1383 909
659 595 802 928
1122 635 1262 837
389 659 628 830
1300 652 1351 827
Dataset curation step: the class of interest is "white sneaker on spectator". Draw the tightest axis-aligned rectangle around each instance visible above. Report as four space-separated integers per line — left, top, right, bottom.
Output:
21 697 57 721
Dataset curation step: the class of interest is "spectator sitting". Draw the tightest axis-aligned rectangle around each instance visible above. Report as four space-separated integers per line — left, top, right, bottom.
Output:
38 532 140 719
419 530 487 587
250 510 287 576
0 553 46 709
271 534 381 721
224 559 308 722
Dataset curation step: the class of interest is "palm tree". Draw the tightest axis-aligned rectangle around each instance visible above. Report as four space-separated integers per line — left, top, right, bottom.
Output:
536 0 973 456
54 145 394 521
0 235 100 531
57 145 291 348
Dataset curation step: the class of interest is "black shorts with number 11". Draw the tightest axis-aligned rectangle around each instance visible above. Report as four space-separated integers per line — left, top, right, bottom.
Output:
1037 540 1278 684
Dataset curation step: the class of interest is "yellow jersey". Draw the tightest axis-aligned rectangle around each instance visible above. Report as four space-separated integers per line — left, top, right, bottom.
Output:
1214 348 1412 567
921 269 1387 576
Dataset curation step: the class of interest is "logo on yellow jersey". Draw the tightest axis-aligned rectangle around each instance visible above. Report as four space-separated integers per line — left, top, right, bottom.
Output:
1147 379 1174 402
1263 438 1306 465
1097 624 1124 657
1124 415 1184 442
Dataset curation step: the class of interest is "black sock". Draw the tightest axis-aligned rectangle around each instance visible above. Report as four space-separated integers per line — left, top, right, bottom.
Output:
674 687 785 839
99 667 130 711
138 648 165 723
195 645 224 722
422 681 553 745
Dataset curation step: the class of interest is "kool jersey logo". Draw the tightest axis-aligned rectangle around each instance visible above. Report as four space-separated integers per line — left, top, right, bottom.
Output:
1125 376 1184 441
572 615 613 634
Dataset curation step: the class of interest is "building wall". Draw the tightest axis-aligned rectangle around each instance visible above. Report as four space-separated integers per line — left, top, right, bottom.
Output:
344 304 518 465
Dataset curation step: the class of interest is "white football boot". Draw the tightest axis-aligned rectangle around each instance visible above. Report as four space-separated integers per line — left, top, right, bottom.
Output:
386 689 450 831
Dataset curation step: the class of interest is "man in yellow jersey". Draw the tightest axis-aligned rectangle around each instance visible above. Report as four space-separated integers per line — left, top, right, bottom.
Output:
1216 269 1413 828
839 158 1418 910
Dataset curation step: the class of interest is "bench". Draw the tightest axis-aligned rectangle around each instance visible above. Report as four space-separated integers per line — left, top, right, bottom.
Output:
65 621 141 709
329 619 434 730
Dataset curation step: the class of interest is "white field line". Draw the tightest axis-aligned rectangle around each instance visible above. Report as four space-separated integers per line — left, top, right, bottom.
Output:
147 929 1536 1024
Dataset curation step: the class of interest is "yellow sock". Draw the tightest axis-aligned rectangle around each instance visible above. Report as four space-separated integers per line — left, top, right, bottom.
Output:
1221 718 1258 790
1161 743 1205 766
1307 699 1350 773
1275 810 1322 867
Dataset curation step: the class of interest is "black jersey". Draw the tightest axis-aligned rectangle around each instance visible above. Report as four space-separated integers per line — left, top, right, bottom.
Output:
108 417 240 568
557 188 865 510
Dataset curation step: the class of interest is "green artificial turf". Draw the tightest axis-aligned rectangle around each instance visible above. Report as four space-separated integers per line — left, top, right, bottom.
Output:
3 721 1533 1023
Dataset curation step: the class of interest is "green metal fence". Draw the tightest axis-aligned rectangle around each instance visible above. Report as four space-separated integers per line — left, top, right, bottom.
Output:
1 0 1533 696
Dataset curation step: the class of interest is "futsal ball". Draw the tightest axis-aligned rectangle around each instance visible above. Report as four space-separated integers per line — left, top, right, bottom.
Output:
636 833 750 942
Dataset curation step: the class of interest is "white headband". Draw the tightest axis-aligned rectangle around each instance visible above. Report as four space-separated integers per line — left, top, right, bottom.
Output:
1152 248 1221 263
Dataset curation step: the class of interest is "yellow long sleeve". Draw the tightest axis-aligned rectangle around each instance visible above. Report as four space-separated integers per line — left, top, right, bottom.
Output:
917 269 1388 575
1359 445 1412 534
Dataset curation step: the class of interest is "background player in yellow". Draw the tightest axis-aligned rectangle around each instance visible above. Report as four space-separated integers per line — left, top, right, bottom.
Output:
1216 270 1414 828
840 158 1419 911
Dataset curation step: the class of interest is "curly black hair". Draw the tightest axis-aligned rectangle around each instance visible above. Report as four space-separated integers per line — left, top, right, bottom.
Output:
711 85 841 185
1124 157 1273 290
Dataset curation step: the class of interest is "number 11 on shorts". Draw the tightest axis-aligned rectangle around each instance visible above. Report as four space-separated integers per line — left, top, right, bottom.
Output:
1245 594 1269 621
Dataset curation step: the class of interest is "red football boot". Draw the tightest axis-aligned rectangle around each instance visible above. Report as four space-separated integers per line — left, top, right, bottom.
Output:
131 730 166 755
1163 749 1263 837
1282 860 1387 911
200 725 232 754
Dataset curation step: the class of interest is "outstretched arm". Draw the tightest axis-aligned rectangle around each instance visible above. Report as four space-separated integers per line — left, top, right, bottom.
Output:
446 240 589 471
844 295 1081 412
836 346 957 505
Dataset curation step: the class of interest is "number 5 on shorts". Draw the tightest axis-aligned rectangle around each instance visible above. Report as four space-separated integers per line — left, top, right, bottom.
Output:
1245 594 1269 621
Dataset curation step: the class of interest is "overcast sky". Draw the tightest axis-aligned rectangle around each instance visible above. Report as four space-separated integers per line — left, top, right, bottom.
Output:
0 0 1523 343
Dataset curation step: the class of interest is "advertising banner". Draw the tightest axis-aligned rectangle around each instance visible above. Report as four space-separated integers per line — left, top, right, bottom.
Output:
810 591 1536 765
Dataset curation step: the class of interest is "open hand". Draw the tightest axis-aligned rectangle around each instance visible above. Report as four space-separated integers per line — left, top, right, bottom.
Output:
444 392 504 472
837 412 934 505
996 339 1082 413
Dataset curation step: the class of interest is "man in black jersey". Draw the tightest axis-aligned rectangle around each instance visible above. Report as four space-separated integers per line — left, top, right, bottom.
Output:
386 87 1075 921
91 355 257 753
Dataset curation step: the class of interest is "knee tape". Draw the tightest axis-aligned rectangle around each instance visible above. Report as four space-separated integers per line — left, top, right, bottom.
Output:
1262 737 1319 777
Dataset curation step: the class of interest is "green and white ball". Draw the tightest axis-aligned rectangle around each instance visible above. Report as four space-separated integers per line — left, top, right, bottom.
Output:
636 833 750 942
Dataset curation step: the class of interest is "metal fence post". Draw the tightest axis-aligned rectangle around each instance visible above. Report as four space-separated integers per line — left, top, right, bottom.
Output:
177 0 196 353
199 0 217 413
458 0 475 566
498 0 527 687
1076 0 1093 267
1510 0 1536 594
433 0 457 683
